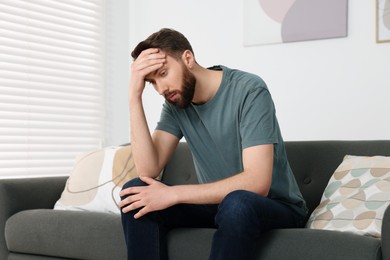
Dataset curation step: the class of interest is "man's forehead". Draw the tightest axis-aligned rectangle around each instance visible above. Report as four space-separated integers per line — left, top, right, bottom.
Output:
145 54 177 80
145 63 166 81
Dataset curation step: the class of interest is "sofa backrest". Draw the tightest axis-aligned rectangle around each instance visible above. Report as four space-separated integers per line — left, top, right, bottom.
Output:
162 142 198 186
162 140 390 218
285 140 390 217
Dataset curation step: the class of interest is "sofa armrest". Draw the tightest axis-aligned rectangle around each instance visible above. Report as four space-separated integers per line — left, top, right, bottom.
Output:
0 176 67 259
382 205 390 260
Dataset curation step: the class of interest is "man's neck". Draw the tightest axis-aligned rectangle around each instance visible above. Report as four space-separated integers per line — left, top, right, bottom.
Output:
191 65 223 105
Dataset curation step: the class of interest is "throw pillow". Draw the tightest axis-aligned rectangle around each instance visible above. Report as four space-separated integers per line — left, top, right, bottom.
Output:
54 144 141 214
306 155 390 238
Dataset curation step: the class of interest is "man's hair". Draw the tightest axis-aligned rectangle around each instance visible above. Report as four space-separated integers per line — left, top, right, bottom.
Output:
131 28 194 60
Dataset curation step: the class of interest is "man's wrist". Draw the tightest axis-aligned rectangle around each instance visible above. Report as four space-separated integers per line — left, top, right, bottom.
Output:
170 186 181 205
128 93 143 106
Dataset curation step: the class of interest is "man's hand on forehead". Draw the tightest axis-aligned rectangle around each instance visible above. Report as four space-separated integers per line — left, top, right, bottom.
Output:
142 49 167 82
129 48 166 98
145 64 167 83
133 48 166 78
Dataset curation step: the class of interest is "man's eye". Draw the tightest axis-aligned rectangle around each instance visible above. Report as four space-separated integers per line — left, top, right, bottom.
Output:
160 70 167 77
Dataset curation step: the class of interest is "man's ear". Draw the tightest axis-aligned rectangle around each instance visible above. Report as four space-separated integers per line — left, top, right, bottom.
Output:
181 50 195 69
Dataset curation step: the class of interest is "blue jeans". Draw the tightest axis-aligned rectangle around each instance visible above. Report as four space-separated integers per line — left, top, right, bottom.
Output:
121 178 304 260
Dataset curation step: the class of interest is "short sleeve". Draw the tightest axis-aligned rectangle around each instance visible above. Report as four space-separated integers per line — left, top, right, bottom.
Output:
155 102 183 139
240 88 279 149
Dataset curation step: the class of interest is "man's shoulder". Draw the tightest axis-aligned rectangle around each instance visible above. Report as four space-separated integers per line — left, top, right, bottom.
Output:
220 66 268 93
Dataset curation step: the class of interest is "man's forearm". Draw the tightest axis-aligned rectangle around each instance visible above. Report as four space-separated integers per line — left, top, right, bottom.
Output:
172 170 271 205
120 144 273 218
172 144 273 205
127 48 168 178
129 96 161 178
120 171 267 218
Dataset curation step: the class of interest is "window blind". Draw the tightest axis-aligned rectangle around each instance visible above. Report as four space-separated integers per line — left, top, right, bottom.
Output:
0 0 106 177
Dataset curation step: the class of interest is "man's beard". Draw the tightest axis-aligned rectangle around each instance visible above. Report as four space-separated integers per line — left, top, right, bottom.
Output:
165 66 196 109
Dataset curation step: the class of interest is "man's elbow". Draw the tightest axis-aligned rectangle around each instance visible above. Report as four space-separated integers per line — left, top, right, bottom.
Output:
134 164 155 177
251 181 271 197
256 187 270 197
137 167 163 180
246 173 271 197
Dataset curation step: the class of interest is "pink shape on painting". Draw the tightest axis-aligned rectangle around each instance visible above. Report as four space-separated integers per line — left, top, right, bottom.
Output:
258 0 296 23
281 0 347 42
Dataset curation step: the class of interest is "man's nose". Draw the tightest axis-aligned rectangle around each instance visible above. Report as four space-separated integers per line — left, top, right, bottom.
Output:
156 83 168 96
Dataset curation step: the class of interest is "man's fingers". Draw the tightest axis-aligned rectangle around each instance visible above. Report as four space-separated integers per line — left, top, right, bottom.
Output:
136 49 165 66
119 186 143 197
122 200 144 214
119 193 138 208
132 49 166 74
140 52 166 62
131 58 164 80
134 62 164 78
137 48 165 60
134 206 150 219
137 48 160 57
136 53 165 67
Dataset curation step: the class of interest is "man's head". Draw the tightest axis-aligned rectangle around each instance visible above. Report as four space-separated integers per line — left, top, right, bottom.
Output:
131 28 195 61
132 29 197 109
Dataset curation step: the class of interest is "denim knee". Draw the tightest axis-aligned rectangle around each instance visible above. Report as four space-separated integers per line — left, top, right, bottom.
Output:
216 190 260 229
211 190 262 259
121 177 146 200
122 177 146 189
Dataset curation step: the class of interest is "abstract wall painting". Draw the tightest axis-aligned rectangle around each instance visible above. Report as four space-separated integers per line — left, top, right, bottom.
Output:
377 0 390 43
243 0 348 46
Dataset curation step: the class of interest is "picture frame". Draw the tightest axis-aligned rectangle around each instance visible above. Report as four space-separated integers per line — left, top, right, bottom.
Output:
243 0 348 46
376 0 390 43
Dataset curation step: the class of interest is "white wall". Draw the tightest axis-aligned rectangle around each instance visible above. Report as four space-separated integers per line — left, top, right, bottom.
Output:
116 0 390 142
104 1 130 145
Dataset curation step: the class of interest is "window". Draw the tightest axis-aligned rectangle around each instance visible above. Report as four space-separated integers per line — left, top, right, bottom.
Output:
0 0 105 178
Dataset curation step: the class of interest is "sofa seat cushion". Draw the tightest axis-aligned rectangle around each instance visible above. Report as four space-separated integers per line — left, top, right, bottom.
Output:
5 209 126 260
167 228 382 260
257 228 381 260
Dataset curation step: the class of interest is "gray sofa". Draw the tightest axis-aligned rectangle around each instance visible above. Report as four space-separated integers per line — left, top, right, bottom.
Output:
1 140 390 260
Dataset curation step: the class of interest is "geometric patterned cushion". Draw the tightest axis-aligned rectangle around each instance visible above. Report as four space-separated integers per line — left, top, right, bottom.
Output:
306 155 390 238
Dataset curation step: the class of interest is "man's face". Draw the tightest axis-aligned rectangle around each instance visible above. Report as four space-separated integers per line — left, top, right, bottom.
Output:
146 53 196 109
165 62 196 108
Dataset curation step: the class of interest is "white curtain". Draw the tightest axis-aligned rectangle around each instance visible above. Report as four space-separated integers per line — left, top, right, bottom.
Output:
0 0 106 177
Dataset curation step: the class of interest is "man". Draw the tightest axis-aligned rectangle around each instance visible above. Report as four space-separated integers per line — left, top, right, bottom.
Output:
119 28 308 260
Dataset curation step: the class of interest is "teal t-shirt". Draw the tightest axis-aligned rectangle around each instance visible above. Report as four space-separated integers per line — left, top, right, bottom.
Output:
156 65 307 217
